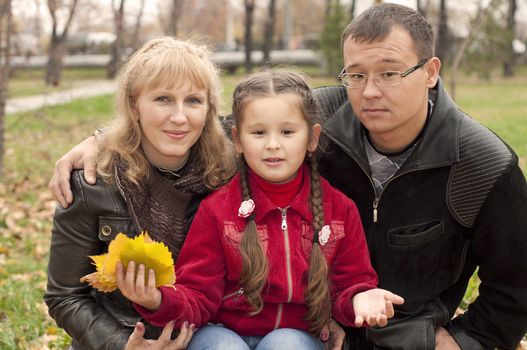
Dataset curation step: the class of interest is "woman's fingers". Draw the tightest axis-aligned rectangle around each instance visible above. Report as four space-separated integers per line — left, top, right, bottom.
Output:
125 322 146 349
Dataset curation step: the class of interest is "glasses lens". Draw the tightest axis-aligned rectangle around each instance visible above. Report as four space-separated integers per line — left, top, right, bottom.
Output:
375 72 402 87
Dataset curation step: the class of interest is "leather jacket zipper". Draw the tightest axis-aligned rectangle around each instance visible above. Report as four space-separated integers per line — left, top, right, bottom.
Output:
323 132 439 224
373 200 379 223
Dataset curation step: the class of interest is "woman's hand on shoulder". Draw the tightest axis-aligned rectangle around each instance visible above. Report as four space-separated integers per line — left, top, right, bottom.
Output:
116 261 162 311
352 288 404 327
49 135 99 208
125 321 194 350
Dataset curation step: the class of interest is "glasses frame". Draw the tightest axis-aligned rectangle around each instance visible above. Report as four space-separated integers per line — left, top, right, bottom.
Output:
338 58 430 88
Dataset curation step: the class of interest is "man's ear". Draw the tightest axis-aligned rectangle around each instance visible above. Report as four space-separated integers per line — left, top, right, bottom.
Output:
308 124 322 153
426 57 441 88
231 126 243 154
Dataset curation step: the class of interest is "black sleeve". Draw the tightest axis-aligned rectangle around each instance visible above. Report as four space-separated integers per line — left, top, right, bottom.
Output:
456 161 527 349
44 171 132 350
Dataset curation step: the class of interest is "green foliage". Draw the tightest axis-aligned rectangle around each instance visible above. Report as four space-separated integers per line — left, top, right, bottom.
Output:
319 0 347 77
464 2 512 80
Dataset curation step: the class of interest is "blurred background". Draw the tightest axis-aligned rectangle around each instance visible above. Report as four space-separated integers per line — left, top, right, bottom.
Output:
0 0 525 349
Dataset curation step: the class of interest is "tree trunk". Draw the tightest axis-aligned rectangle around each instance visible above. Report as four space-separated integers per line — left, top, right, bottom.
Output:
131 0 145 50
435 0 449 64
349 0 356 20
244 0 255 73
46 37 66 86
262 0 277 65
0 0 12 177
45 0 79 86
107 0 126 79
166 0 184 37
503 0 516 77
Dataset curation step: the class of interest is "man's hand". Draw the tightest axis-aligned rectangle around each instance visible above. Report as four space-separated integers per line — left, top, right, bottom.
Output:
352 288 404 327
435 326 461 350
116 261 162 311
320 319 345 350
48 135 99 208
125 320 194 350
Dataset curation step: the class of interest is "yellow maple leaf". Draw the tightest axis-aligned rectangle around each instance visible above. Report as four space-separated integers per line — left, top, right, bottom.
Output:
80 232 175 293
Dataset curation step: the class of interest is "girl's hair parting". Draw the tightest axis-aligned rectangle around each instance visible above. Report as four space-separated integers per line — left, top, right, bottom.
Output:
233 70 331 333
98 36 236 189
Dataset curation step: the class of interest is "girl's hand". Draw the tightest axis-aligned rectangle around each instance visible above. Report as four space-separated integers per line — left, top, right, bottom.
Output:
116 261 162 311
352 288 404 327
320 318 345 350
125 321 195 350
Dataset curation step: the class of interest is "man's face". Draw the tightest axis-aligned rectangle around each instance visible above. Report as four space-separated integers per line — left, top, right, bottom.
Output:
342 27 439 152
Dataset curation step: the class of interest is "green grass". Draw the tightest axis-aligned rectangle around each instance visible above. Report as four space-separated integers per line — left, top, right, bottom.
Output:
8 67 107 98
0 93 114 349
0 70 525 349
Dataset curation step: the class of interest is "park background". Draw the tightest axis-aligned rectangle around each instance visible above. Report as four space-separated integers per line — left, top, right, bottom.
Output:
0 0 526 349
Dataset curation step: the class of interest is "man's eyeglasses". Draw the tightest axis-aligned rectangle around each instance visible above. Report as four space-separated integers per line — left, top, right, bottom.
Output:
338 58 429 88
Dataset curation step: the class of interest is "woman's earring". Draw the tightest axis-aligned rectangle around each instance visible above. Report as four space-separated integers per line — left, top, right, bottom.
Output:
307 152 313 158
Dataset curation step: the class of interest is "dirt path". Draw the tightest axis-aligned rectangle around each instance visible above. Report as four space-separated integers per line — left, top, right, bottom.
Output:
6 80 116 114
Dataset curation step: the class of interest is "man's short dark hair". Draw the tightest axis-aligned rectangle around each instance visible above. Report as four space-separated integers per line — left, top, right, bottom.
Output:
341 3 435 60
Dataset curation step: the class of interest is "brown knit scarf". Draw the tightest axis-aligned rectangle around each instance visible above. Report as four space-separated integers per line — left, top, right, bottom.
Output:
114 148 209 260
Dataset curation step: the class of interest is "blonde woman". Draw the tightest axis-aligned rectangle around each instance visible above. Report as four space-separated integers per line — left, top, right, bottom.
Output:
44 37 236 350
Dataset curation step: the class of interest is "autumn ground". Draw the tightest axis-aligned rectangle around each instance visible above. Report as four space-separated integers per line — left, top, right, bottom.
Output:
0 67 525 349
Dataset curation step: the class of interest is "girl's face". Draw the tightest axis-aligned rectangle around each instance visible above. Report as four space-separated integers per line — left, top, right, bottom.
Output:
136 81 208 169
233 93 321 184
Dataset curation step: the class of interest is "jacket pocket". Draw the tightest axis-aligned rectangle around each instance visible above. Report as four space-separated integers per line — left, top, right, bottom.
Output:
376 220 467 310
388 220 443 247
98 216 137 241
301 221 345 262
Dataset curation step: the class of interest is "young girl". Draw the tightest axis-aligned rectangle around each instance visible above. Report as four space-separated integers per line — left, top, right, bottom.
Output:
44 37 236 350
116 70 403 349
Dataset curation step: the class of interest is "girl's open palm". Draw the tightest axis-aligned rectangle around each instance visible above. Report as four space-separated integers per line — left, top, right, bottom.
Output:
116 260 162 311
352 288 404 327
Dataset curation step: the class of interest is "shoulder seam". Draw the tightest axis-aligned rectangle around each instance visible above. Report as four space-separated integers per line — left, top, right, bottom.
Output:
448 115 513 227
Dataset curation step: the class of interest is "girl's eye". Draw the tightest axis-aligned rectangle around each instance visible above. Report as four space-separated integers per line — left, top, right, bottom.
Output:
282 129 295 135
252 130 265 136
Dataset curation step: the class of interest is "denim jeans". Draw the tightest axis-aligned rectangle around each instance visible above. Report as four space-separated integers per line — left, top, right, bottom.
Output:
187 324 324 350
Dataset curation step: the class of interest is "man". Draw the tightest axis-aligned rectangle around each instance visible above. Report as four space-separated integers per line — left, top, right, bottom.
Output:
315 3 527 349
49 4 526 349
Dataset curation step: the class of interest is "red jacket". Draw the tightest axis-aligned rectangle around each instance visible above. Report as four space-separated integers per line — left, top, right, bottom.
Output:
136 164 377 335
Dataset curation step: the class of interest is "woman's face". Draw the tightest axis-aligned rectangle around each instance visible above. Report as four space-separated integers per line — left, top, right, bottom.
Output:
136 82 208 169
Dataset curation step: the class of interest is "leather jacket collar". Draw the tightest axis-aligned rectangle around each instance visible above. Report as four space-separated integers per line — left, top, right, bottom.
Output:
322 78 460 174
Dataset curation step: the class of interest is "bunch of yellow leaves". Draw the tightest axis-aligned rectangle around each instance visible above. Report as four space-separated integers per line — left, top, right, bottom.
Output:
80 232 175 293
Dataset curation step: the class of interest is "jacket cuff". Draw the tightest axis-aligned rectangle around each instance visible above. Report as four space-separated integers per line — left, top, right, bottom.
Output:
445 318 485 350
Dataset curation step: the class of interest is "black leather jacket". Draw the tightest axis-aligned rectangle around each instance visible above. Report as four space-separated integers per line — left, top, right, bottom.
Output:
314 80 527 350
44 171 202 350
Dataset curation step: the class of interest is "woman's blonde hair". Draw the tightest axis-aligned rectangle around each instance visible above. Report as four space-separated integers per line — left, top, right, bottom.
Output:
232 70 331 334
98 36 236 189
